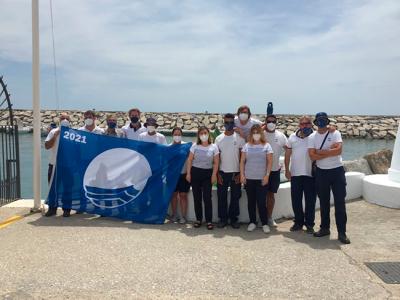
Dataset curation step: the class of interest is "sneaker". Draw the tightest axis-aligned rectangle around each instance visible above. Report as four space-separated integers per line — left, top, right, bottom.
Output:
290 223 303 232
306 226 315 234
179 217 187 224
231 222 240 229
313 228 331 237
62 210 71 217
45 207 57 217
262 225 271 234
247 223 257 232
268 219 277 227
338 233 351 244
170 215 178 223
217 221 228 228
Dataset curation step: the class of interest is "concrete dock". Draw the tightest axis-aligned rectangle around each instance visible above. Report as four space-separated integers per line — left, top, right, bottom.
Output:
0 199 399 299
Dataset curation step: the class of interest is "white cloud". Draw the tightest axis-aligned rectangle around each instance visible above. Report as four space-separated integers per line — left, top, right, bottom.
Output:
0 0 399 114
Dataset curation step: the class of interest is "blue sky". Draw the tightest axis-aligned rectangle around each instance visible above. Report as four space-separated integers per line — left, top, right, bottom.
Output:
0 0 399 115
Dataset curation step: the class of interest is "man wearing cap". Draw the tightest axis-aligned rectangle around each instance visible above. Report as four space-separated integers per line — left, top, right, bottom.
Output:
234 105 262 140
122 108 147 140
78 110 105 134
138 117 167 145
44 112 72 217
264 114 288 227
308 112 350 244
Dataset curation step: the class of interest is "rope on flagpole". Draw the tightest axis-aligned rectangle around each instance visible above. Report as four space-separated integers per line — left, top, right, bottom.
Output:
49 0 60 110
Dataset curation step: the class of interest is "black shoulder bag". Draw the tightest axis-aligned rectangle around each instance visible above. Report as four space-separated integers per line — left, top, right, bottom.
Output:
311 131 329 177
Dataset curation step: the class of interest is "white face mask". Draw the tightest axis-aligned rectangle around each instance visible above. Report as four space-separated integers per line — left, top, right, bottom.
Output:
253 133 261 141
239 113 249 121
147 126 156 133
173 135 182 143
266 122 276 131
84 118 94 126
199 134 209 142
60 119 70 127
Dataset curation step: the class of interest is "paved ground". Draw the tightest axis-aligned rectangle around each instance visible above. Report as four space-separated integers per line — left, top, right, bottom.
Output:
0 199 399 299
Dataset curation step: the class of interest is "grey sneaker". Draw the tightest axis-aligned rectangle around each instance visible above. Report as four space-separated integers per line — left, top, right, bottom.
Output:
179 217 187 224
268 219 277 227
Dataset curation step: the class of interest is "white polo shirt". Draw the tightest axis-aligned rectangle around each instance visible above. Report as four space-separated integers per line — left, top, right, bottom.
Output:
264 130 288 171
215 132 245 173
138 132 167 145
287 131 312 177
121 123 147 140
234 116 262 140
308 130 343 169
45 128 60 165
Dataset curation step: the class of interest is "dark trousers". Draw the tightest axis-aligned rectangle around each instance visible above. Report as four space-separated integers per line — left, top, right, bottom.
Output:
48 164 54 184
217 171 242 223
191 167 213 223
290 175 316 227
245 179 268 225
315 166 347 233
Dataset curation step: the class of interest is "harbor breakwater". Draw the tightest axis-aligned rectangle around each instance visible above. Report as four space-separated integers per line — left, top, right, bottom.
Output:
2 109 400 139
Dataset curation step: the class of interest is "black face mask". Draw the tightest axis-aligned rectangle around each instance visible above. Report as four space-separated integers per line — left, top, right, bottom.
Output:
224 122 235 131
130 116 139 124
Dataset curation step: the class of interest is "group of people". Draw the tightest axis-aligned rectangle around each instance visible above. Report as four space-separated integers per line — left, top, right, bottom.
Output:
44 105 350 244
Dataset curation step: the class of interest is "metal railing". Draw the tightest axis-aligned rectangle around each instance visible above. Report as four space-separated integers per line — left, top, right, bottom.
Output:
0 125 21 206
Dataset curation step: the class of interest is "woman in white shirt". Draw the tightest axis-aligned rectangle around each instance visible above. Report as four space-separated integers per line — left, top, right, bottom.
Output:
240 124 273 233
169 127 190 224
186 126 219 230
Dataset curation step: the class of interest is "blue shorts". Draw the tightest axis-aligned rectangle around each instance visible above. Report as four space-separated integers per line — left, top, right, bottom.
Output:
267 170 281 193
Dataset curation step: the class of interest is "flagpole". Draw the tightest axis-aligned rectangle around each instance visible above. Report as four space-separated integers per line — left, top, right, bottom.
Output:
32 0 41 211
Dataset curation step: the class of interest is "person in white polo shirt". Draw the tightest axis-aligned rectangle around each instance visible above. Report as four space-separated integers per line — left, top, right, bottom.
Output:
308 112 350 244
285 116 316 234
138 117 167 145
78 110 105 134
186 126 219 230
44 112 71 217
234 105 262 140
215 113 245 229
264 114 288 227
121 108 147 140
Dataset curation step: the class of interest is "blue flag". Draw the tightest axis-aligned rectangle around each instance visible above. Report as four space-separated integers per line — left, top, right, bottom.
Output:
46 127 191 224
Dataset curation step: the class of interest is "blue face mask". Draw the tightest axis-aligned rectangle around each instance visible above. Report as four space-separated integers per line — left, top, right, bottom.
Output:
316 118 328 128
108 121 117 129
302 127 313 136
224 122 234 131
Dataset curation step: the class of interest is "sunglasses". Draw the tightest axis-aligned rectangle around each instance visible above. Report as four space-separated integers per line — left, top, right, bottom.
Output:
300 122 312 125
266 120 277 124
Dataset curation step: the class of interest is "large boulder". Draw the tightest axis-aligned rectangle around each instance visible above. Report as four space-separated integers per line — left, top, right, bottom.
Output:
343 158 372 175
363 149 393 174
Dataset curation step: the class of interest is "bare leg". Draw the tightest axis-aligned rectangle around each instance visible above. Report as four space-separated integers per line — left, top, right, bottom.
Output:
179 192 188 218
171 192 179 218
267 191 275 219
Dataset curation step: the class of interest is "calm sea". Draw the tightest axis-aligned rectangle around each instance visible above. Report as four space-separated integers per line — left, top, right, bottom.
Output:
18 134 394 199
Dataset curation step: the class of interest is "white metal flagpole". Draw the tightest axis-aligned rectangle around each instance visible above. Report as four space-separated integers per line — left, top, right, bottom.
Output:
32 0 41 211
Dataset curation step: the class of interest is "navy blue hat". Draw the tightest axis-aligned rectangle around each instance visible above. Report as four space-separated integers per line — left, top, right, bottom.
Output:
144 117 158 128
313 112 330 125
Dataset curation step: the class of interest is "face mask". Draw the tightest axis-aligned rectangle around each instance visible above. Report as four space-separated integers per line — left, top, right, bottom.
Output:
60 119 70 127
84 118 94 126
266 122 276 131
253 133 261 141
173 135 182 143
224 122 234 131
147 125 156 133
130 116 139 124
107 121 117 129
199 134 209 142
239 113 249 121
316 118 328 128
302 127 313 136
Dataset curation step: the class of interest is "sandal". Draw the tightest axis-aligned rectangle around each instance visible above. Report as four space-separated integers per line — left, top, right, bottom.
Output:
207 223 214 230
193 221 202 228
